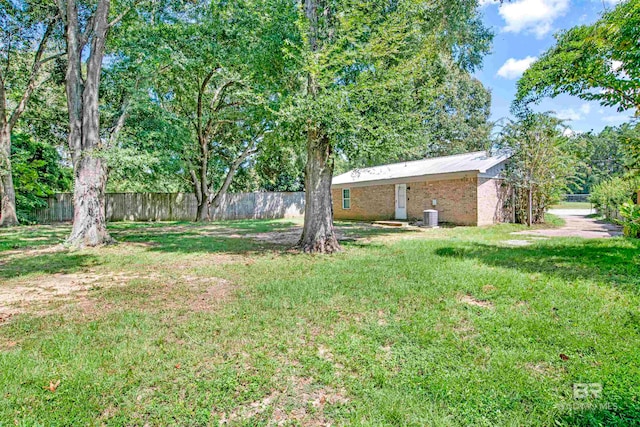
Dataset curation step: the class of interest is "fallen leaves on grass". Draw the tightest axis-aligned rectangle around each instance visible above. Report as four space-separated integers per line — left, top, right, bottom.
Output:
44 380 60 392
217 376 349 425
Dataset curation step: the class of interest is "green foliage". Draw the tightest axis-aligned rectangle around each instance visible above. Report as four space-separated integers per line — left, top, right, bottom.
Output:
103 0 299 197
254 138 305 191
619 119 640 174
514 0 640 113
568 123 634 194
10 133 72 223
104 102 193 193
498 113 579 224
590 175 640 220
283 0 494 167
619 202 640 238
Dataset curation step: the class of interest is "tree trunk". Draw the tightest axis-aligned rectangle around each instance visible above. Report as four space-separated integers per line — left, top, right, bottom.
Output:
61 0 114 247
196 199 209 222
67 155 112 248
298 0 341 253
298 131 340 253
195 159 210 222
0 129 18 227
528 186 533 227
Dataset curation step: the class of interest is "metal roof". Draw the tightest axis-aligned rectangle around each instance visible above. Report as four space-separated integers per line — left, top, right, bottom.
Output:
332 150 511 186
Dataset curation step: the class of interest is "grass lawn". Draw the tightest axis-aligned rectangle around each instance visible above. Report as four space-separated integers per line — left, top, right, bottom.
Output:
0 219 639 426
551 202 594 210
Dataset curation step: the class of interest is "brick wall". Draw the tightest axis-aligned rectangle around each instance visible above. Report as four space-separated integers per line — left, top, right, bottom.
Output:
406 177 478 225
332 185 395 221
477 178 511 226
332 176 480 225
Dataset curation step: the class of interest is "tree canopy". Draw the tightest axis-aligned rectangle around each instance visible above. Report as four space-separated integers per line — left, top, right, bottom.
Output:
514 0 640 114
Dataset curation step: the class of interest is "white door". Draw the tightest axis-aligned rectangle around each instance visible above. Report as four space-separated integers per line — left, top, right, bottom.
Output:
395 184 407 220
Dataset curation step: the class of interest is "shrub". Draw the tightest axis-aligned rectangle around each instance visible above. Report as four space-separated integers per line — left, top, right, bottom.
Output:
590 176 639 220
619 202 640 238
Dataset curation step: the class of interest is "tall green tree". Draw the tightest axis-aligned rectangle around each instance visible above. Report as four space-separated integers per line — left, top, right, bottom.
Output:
119 0 297 221
498 113 578 225
292 0 492 252
514 0 640 114
56 0 180 247
0 2 62 226
56 0 123 247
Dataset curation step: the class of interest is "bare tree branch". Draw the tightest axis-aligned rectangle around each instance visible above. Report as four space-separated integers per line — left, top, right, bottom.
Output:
8 14 59 130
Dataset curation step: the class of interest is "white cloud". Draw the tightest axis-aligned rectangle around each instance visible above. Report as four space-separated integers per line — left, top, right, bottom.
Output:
602 0 623 4
579 104 591 115
562 128 576 137
498 0 570 38
611 60 623 72
496 56 538 79
556 108 582 121
602 115 632 123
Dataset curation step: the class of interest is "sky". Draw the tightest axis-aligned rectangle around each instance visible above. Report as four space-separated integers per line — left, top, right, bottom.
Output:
475 0 635 133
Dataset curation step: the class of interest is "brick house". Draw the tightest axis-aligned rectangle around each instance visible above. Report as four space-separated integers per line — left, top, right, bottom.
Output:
331 151 513 226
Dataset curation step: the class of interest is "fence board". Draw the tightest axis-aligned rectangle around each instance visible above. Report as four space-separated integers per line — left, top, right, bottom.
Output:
33 192 305 223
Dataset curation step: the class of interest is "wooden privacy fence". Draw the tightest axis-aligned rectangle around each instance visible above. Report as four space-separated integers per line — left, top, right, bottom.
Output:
33 192 305 223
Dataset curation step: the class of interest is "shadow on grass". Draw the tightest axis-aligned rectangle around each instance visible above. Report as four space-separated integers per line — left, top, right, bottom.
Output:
0 252 99 280
0 226 70 252
435 239 640 293
112 229 287 255
107 220 300 236
109 220 416 254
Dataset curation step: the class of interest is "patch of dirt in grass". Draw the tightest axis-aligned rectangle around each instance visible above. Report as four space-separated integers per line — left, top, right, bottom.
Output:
218 376 349 425
457 293 494 309
188 278 234 311
0 272 153 315
0 270 234 318
515 300 530 313
524 362 559 378
453 318 478 340
166 254 243 269
244 223 401 246
0 338 18 350
243 227 303 245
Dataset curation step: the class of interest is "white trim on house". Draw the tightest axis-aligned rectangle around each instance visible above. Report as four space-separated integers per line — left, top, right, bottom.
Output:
332 171 477 188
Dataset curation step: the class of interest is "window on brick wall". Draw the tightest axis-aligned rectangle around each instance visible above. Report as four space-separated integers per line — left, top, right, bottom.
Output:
342 188 351 209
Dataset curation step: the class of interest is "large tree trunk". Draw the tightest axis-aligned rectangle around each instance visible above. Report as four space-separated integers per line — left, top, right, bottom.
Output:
62 0 114 248
298 131 340 253
67 156 112 247
0 130 18 227
298 0 341 253
196 199 209 221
